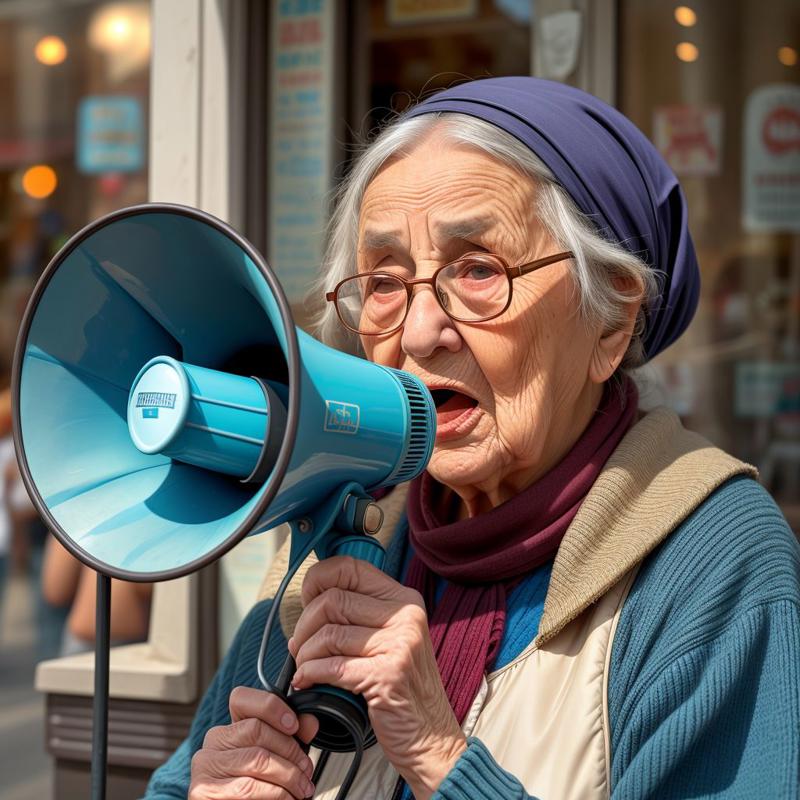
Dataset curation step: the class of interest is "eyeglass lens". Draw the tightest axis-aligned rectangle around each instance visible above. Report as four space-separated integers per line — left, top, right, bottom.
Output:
336 256 511 334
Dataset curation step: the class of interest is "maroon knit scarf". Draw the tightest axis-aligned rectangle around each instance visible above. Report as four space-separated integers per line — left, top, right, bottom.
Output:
404 379 638 723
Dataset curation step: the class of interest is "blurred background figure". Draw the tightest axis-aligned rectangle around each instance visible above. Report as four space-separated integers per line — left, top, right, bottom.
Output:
41 542 152 657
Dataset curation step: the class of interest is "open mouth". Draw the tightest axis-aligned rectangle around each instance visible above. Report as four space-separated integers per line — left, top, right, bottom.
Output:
429 388 479 425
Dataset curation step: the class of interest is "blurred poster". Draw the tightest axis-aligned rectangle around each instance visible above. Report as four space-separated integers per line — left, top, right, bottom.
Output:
268 0 335 305
77 96 144 173
743 84 800 233
653 105 722 176
735 361 800 417
387 0 477 25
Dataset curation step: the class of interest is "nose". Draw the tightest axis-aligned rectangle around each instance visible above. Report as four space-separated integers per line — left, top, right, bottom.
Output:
400 285 462 358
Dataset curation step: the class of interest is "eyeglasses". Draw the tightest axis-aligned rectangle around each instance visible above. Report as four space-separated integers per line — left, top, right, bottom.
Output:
325 250 574 336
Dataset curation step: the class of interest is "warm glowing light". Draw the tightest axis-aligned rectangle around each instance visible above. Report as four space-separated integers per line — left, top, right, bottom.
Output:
87 2 150 81
34 35 67 66
22 165 58 199
108 15 131 42
676 42 699 62
88 4 147 52
778 46 798 66
674 6 697 27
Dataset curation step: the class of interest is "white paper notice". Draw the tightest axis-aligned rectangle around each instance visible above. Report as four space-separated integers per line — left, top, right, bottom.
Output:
743 83 800 233
539 11 582 81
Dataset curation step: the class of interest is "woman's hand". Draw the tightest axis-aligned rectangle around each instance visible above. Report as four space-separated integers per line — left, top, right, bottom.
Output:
189 686 319 799
289 556 467 800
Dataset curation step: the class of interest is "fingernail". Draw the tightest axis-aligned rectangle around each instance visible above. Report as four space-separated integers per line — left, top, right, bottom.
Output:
305 779 315 797
288 636 296 654
281 712 296 731
302 756 313 775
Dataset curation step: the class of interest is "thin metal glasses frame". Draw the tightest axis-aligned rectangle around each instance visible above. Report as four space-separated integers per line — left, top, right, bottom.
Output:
325 250 574 335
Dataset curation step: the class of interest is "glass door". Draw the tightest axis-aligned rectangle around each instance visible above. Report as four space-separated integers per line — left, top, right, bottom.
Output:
619 0 800 529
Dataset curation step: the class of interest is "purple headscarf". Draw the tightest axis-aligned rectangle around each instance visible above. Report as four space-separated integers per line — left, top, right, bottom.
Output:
404 77 700 361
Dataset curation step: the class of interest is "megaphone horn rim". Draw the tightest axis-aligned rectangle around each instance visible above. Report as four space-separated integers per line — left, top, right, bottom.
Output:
11 202 302 583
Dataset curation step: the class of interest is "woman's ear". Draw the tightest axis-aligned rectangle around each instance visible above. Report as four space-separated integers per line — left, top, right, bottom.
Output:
588 278 643 384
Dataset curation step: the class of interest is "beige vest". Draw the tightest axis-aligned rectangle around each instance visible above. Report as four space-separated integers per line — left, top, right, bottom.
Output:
259 408 755 799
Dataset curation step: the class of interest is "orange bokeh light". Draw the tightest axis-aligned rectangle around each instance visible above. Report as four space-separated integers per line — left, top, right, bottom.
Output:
22 165 58 199
674 6 697 27
676 42 699 62
778 46 798 67
34 35 67 66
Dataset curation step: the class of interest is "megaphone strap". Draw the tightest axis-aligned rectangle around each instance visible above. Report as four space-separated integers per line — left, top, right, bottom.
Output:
257 483 411 638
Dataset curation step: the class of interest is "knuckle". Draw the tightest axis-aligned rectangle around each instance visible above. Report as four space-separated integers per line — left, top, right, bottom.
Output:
240 716 263 745
229 685 246 704
320 587 347 623
332 655 347 680
249 746 273 776
322 623 342 651
260 691 285 724
202 725 221 750
228 685 249 715
402 598 427 623
190 749 206 774
230 776 259 798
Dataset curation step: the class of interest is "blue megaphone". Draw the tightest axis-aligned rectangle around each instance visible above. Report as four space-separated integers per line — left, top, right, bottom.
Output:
12 203 436 757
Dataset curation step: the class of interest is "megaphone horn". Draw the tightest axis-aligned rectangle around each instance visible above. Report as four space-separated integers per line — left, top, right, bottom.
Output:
12 203 436 781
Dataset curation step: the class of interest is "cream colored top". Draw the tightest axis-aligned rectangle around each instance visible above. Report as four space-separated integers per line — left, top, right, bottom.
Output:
259 408 755 799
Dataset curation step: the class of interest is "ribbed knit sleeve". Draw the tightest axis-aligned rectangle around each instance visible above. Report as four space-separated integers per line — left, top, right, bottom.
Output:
143 598 288 798
434 738 539 800
608 476 800 799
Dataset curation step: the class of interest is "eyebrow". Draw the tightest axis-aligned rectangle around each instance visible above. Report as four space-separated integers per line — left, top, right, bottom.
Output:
361 217 495 251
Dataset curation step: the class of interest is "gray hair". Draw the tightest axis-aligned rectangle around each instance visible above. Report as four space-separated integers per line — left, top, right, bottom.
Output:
308 113 658 371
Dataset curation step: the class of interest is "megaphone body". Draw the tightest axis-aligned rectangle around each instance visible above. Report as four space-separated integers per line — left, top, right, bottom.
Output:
14 204 435 580
13 204 437 772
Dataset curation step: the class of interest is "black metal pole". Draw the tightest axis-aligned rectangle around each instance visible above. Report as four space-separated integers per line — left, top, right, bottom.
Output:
91 572 111 800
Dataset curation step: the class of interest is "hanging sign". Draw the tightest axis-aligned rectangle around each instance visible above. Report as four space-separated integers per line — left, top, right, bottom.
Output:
77 96 144 174
268 0 335 306
653 105 723 176
387 0 477 25
743 83 800 233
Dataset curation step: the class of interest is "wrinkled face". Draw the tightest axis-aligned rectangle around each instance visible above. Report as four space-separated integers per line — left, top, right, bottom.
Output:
357 133 604 498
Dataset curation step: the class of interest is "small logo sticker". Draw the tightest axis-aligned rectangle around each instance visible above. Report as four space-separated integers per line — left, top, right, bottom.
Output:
324 401 360 434
136 391 176 409
142 407 159 419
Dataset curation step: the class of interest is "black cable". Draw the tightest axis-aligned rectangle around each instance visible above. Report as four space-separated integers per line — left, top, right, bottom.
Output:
389 776 406 800
332 715 363 800
256 524 328 696
311 748 330 785
91 572 111 800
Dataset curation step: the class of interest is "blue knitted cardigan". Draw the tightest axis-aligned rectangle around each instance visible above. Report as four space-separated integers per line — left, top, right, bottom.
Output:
145 476 800 799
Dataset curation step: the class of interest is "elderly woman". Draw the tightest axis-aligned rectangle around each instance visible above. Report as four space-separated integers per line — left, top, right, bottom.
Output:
146 78 800 800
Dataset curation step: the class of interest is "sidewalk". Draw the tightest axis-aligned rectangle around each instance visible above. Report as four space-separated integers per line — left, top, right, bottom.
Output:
0 574 52 800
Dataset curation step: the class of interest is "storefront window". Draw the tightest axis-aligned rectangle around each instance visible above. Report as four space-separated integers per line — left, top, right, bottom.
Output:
0 2 150 791
355 0 532 134
0 1 150 377
620 0 800 529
